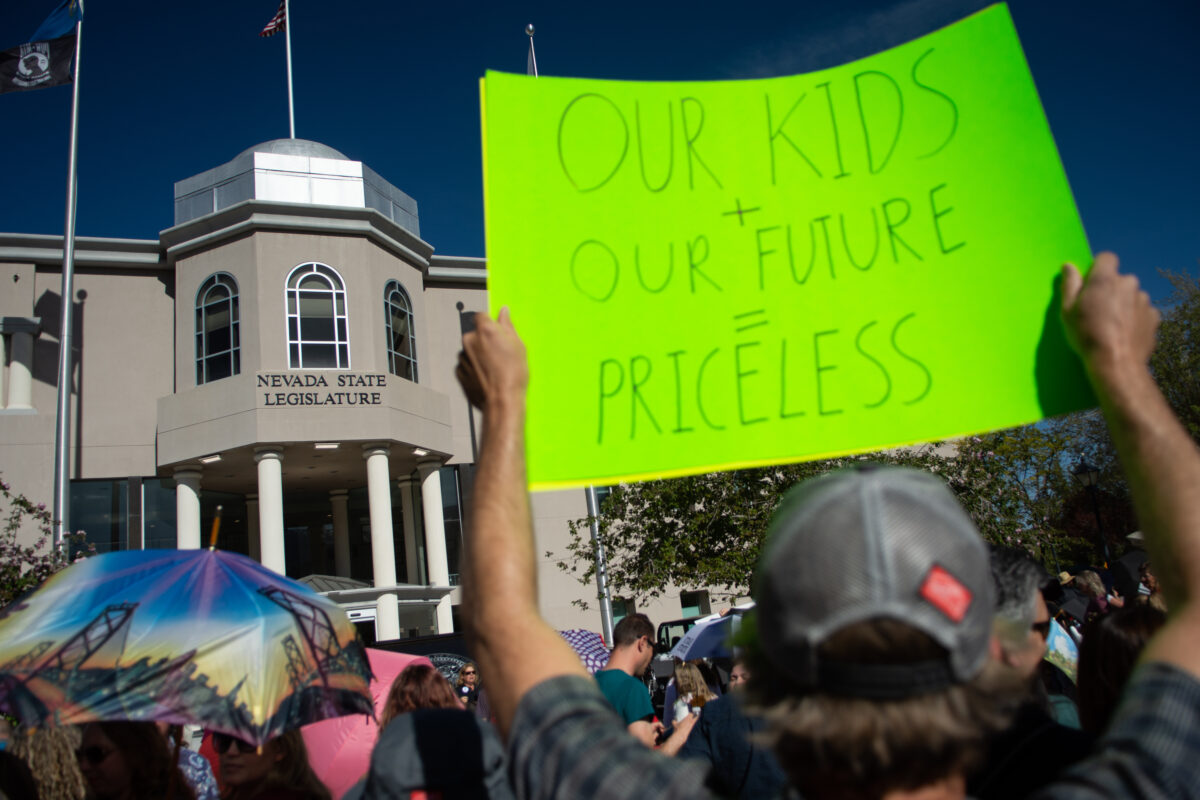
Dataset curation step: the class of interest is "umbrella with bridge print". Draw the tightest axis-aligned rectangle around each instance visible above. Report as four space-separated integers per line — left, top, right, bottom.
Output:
0 548 373 745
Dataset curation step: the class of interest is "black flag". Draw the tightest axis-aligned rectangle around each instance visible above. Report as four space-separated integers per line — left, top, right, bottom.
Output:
0 35 75 95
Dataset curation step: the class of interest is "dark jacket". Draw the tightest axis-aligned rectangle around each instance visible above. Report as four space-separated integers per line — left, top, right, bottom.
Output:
345 708 515 800
968 700 1094 799
677 694 787 799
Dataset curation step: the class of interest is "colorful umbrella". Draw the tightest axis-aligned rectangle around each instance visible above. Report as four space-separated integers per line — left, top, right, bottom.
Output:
558 629 609 674
301 648 430 799
0 548 373 744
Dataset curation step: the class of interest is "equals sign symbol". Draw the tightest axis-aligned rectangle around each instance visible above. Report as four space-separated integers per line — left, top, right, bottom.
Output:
733 309 768 333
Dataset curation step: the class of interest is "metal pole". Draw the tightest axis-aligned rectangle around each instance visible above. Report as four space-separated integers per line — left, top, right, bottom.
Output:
585 486 614 645
284 0 295 138
52 18 84 555
1089 486 1111 566
526 25 538 78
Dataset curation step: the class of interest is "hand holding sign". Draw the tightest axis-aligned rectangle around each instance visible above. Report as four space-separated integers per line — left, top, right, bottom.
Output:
481 4 1094 490
1061 253 1160 374
457 308 529 413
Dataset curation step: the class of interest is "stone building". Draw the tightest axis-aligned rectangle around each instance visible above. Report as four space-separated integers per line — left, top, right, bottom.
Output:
0 139 722 643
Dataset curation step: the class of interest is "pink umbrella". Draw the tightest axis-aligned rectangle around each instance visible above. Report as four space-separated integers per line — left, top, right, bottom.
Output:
301 647 430 799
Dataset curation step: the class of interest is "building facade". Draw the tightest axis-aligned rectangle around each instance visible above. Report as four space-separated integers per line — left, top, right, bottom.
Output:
0 139 726 642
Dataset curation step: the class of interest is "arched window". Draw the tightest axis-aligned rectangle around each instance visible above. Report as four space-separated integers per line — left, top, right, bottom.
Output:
286 263 349 369
195 272 240 384
384 280 417 382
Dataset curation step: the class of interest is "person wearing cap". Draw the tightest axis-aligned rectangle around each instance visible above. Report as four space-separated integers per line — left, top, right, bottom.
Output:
450 253 1200 800
743 462 1024 799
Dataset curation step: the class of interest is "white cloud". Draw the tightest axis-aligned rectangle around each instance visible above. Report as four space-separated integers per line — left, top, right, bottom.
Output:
722 0 990 78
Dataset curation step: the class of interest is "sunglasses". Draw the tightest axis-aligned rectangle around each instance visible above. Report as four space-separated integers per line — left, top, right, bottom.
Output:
75 746 113 766
462 670 476 676
211 732 257 755
1031 620 1051 640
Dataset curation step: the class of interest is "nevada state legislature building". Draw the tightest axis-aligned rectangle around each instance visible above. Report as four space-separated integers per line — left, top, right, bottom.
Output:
0 139 724 643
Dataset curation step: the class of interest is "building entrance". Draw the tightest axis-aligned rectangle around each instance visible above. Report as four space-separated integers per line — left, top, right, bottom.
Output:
282 489 336 579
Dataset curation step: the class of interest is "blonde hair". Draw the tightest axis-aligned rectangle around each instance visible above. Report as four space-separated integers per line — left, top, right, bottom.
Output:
10 724 87 800
1075 570 1105 599
674 662 716 707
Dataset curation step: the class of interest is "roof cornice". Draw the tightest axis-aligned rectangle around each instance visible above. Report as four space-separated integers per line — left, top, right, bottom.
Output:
0 233 163 269
428 254 487 284
160 199 436 268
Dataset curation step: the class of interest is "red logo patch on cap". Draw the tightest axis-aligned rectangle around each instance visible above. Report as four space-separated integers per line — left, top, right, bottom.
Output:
920 564 973 622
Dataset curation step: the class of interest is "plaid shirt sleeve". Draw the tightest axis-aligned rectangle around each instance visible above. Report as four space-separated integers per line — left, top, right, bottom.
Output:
1032 661 1200 799
508 674 718 800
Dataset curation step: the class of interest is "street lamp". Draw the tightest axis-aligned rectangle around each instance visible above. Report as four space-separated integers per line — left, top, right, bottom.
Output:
1072 458 1111 565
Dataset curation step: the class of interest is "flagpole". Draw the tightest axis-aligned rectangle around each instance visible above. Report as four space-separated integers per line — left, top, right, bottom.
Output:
284 0 295 137
52 12 84 556
526 23 538 77
585 486 615 645
525 21 605 639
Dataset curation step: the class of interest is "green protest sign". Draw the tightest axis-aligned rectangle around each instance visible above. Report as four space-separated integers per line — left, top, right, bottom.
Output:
481 3 1093 491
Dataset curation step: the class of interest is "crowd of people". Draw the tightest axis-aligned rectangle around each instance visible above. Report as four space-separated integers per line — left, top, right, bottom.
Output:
2 252 1198 799
0 660 499 799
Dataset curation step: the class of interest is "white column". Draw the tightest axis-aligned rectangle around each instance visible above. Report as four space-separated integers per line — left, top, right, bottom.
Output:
331 489 350 577
246 493 261 562
0 334 7 409
418 458 453 633
363 444 400 641
7 331 34 410
397 476 420 584
255 448 286 574
174 467 202 550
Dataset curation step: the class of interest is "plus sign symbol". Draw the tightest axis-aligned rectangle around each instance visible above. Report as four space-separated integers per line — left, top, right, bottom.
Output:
722 198 761 226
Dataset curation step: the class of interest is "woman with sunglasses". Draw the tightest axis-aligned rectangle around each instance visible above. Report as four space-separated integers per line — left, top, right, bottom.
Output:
454 662 480 711
77 721 195 800
212 729 330 800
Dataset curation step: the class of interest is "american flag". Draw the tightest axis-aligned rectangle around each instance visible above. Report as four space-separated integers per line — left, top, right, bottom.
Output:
259 1 286 38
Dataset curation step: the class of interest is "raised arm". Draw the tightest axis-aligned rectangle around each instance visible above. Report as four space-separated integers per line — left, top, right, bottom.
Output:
455 309 588 737
1062 252 1200 677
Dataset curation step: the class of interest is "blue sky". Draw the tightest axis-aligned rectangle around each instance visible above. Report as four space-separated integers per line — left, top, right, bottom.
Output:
1 0 1195 301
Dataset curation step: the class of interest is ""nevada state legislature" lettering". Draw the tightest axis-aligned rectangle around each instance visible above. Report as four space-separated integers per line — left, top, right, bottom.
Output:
257 373 387 407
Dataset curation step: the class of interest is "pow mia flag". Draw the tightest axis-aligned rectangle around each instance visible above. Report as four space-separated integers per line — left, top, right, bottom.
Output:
0 35 75 95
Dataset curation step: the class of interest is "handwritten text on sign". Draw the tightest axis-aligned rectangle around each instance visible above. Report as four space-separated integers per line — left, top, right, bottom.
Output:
482 4 1094 490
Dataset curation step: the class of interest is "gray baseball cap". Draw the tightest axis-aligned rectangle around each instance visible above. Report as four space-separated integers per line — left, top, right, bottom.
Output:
753 465 994 698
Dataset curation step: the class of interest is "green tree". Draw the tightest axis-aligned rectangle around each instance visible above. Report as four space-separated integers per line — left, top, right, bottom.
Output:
556 415 1131 605
949 414 1119 571
558 446 950 609
0 475 89 609
1150 268 1200 441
